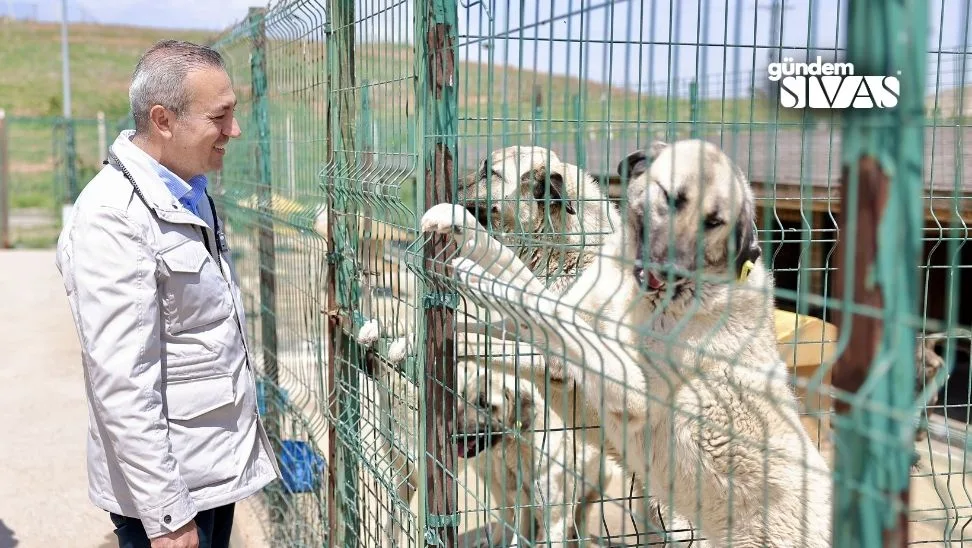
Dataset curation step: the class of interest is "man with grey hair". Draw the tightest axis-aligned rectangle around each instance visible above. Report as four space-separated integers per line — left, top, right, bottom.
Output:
55 40 280 548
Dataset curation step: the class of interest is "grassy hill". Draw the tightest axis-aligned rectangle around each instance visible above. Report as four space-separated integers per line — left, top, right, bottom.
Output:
0 19 219 118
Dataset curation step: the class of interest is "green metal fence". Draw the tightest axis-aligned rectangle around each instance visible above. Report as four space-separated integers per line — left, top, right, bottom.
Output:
0 115 104 248
206 0 970 546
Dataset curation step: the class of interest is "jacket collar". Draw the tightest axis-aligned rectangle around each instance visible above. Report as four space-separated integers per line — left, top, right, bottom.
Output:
108 130 209 228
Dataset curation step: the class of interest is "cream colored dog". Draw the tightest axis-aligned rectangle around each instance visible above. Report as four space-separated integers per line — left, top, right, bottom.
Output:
358 146 636 548
456 365 605 546
419 139 833 547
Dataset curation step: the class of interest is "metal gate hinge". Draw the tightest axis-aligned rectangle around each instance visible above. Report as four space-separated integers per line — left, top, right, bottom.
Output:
426 513 460 528
422 291 458 310
424 513 460 546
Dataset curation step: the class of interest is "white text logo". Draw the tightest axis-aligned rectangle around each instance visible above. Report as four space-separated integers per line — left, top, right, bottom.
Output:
767 57 900 109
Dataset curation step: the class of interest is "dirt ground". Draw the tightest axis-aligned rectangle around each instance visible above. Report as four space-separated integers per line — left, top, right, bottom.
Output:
0 250 268 548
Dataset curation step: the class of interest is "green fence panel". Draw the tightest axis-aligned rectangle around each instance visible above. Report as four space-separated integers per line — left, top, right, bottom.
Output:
0 115 102 248
191 1 972 546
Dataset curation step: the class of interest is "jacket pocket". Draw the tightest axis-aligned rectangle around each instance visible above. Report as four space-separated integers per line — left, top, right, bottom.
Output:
165 373 235 421
158 240 233 335
164 374 238 488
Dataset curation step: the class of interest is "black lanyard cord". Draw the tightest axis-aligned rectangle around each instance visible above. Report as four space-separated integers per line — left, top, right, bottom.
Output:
104 148 225 268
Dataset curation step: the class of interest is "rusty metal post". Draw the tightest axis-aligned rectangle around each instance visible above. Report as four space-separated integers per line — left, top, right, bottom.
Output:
416 0 459 545
830 1 927 546
324 0 361 545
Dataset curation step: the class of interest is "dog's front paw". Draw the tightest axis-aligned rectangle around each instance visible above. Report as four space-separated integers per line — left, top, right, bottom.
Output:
388 334 415 364
357 319 380 347
420 203 477 235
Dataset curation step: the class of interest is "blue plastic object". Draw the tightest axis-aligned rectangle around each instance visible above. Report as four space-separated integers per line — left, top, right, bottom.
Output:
279 439 327 493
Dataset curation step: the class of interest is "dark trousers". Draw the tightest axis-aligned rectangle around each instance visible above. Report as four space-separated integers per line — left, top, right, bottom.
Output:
109 503 235 548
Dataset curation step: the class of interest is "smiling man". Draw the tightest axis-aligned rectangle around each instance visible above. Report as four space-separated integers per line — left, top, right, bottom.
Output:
55 40 280 548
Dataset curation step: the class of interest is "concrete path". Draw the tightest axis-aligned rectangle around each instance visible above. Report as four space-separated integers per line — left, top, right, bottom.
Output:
0 250 267 548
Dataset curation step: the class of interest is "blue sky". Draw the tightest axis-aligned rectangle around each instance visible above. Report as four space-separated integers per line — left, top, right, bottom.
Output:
13 0 972 96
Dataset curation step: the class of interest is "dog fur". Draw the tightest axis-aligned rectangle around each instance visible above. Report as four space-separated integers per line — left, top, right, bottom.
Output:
419 138 834 547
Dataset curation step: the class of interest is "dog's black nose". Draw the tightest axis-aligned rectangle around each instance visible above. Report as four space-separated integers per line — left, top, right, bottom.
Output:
633 265 645 286
465 202 492 227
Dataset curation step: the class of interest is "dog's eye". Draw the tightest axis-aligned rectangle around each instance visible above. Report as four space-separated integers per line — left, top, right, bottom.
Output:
673 191 688 211
476 393 491 410
703 215 725 230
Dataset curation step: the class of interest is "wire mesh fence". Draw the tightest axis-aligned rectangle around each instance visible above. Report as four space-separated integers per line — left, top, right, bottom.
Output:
199 0 971 546
0 115 104 248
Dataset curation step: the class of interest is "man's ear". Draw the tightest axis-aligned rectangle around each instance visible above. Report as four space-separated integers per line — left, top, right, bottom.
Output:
148 105 174 138
533 165 576 215
617 150 648 181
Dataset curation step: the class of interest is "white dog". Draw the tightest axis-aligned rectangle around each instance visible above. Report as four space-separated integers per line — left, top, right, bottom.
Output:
419 139 833 547
358 145 638 546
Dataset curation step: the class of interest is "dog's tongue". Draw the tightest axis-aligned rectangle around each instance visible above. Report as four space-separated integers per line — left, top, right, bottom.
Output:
647 271 665 290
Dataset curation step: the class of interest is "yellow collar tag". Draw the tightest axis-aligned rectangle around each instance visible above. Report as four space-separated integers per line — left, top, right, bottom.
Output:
738 260 755 283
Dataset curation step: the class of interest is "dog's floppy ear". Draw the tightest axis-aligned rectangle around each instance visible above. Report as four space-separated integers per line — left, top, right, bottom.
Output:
507 386 534 431
532 164 576 215
617 150 648 181
617 142 669 180
733 204 762 282
648 140 669 161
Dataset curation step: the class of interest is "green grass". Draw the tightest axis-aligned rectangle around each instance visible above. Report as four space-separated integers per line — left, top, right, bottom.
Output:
0 20 219 118
0 19 218 247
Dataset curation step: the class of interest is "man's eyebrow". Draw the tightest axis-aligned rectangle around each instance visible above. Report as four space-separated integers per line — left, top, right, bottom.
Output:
212 99 238 113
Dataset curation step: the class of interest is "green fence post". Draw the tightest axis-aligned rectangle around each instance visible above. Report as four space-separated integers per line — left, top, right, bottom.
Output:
830 1 927 546
689 78 700 138
532 84 543 145
572 94 586 169
324 0 362 545
65 119 78 202
246 5 284 541
415 0 459 545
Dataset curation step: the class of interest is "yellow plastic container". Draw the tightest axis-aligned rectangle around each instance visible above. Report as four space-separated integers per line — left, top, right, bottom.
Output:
774 309 838 446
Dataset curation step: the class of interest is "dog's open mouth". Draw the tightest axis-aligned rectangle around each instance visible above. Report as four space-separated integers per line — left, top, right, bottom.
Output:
634 262 691 292
455 429 505 458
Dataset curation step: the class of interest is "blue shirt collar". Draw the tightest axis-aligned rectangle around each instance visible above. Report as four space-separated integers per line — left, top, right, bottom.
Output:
133 145 208 217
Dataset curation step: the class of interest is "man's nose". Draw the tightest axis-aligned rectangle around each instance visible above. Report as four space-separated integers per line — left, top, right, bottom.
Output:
226 117 242 138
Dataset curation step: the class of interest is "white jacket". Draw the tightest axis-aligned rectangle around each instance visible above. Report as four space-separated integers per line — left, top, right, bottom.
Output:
55 131 280 538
